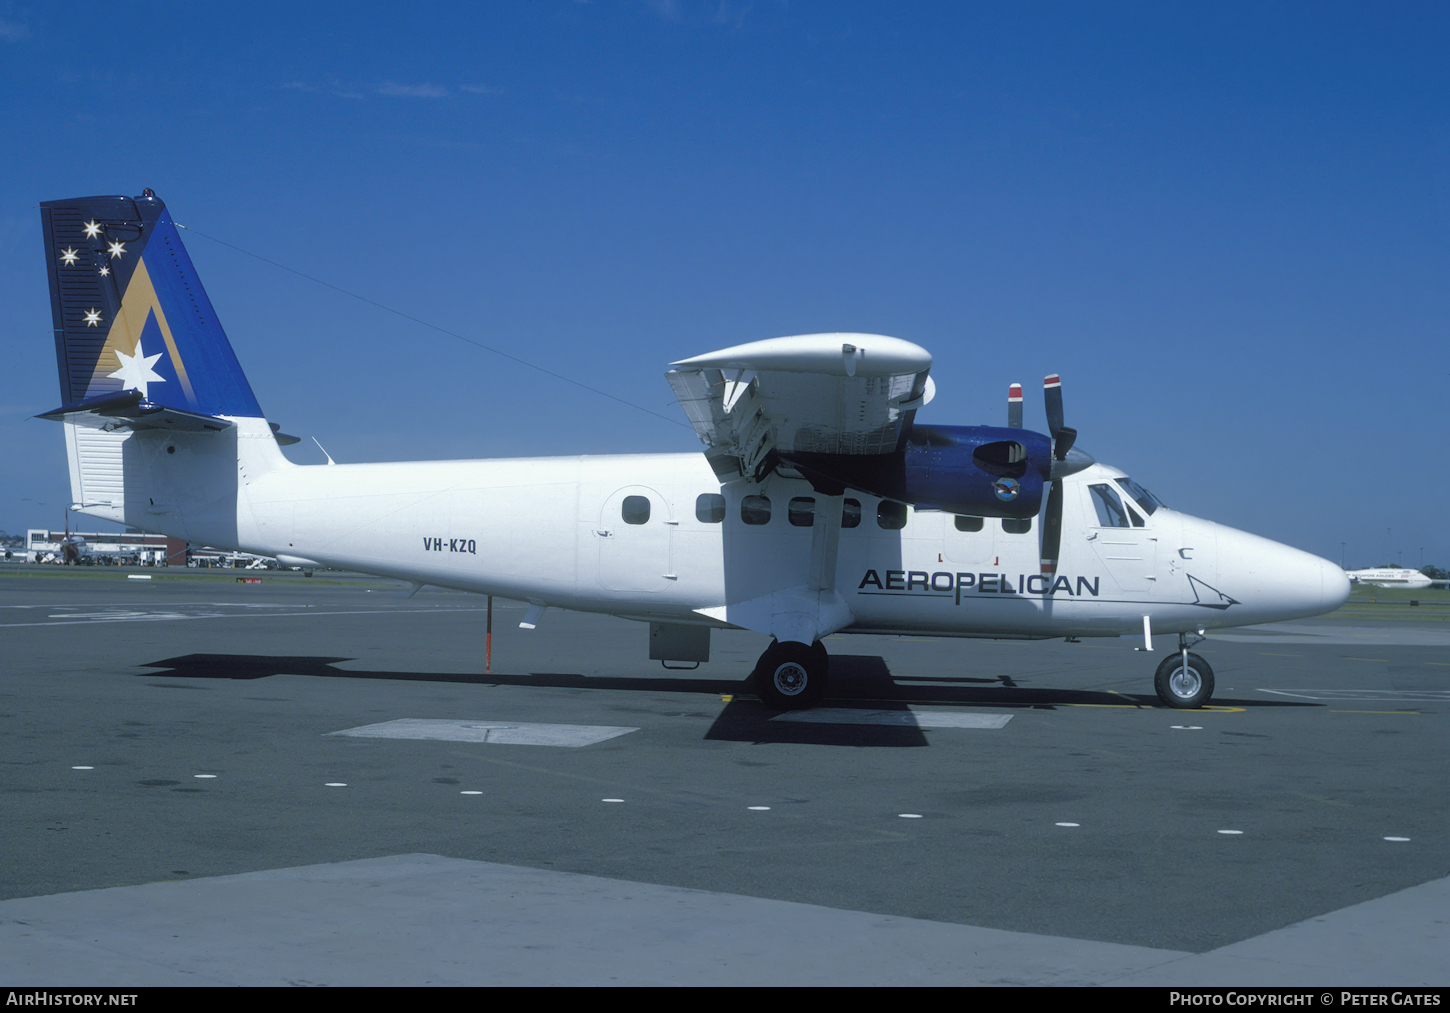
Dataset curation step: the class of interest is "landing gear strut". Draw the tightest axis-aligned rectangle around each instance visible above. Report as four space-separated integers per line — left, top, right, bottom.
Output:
752 639 829 710
1154 631 1214 708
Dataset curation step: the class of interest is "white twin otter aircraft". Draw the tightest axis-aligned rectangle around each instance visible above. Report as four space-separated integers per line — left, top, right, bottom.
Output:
38 191 1349 710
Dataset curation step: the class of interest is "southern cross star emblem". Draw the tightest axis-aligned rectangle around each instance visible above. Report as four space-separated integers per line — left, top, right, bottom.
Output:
108 338 166 399
83 309 102 327
98 265 110 277
82 220 103 239
106 240 126 259
59 247 79 266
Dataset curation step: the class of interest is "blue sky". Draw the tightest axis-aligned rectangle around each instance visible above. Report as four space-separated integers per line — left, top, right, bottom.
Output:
1 1 1445 569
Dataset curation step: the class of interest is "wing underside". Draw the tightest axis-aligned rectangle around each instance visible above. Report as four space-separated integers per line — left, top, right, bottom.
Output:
666 332 933 479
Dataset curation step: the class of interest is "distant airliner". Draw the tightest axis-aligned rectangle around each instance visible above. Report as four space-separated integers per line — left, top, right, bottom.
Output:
33 191 1351 711
1344 568 1435 590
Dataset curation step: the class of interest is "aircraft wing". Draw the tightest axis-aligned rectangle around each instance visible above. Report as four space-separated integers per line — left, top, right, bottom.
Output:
666 333 933 481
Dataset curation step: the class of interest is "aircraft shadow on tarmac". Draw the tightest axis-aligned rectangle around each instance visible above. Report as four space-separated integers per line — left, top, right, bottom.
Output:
137 653 1314 748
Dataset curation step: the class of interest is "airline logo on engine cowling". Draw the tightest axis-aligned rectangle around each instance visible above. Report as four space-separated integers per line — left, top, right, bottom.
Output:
992 477 1020 501
858 569 1099 603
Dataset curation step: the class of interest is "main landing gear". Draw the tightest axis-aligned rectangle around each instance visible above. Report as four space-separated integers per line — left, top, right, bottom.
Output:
1154 631 1215 709
752 639 830 710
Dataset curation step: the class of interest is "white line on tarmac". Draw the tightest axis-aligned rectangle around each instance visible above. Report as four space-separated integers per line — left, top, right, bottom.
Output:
1258 688 1450 701
770 708 1012 729
331 718 639 748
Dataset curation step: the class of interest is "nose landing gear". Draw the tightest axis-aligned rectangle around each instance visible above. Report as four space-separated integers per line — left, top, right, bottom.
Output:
752 639 830 710
1154 631 1214 708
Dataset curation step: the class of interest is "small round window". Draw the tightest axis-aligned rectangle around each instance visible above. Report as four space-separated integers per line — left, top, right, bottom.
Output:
621 495 651 525
695 493 726 523
741 495 771 525
877 501 908 530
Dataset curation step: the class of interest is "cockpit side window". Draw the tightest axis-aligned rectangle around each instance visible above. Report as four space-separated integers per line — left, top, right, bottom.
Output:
1088 483 1132 528
1114 477 1163 515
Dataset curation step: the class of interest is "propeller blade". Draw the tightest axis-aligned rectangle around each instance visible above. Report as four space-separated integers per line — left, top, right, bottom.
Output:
1040 478 1063 576
1052 425 1077 461
1043 374 1064 437
1007 383 1023 428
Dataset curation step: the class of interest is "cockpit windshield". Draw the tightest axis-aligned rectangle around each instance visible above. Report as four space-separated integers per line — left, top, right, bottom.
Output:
1114 477 1164 516
1088 483 1133 527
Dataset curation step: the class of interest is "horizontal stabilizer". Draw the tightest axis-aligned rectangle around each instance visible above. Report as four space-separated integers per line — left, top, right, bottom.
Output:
37 388 234 434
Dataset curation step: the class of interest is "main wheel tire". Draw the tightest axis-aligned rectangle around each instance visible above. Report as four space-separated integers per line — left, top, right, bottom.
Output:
1154 652 1214 709
753 640 827 710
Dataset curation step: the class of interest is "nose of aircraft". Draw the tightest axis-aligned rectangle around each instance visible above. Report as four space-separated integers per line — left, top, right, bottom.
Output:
1318 556 1352 613
1210 523 1350 624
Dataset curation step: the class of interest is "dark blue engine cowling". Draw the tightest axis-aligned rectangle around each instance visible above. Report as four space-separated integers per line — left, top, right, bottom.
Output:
783 424 1052 519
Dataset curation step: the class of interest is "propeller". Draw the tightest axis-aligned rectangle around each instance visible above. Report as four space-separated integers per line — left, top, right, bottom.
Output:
1039 374 1093 577
1007 383 1023 429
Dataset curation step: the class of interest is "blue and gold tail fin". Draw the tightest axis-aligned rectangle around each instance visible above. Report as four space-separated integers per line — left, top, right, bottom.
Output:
38 190 263 430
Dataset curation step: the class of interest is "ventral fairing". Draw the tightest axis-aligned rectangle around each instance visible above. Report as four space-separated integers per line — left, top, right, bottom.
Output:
36 191 1350 710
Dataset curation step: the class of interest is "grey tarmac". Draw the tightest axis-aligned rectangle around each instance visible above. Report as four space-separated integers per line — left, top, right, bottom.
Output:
1 567 1446 986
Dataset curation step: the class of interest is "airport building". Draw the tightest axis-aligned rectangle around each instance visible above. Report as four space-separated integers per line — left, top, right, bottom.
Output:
22 528 187 565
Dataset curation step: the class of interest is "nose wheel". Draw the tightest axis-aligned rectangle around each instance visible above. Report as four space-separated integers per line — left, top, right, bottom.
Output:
752 639 829 710
1154 640 1214 709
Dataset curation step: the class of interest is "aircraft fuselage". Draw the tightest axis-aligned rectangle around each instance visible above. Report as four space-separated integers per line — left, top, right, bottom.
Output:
102 418 1347 642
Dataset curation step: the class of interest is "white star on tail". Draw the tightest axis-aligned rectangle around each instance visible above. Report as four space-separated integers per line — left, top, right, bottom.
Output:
83 309 101 327
83 220 103 239
107 240 126 259
59 247 79 266
108 339 165 399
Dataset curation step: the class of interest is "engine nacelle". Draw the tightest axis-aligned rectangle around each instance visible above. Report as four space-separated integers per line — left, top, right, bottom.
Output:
783 424 1052 519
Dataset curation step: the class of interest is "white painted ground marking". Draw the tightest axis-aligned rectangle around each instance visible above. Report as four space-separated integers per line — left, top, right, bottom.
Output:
1258 688 1450 702
329 718 639 748
748 806 771 811
1218 830 1243 835
601 799 624 803
72 766 93 770
1170 725 1203 730
126 574 151 580
1384 837 1411 842
770 708 1011 729
898 814 923 819
1056 823 1080 827
194 774 216 779
325 783 347 787
461 791 482 795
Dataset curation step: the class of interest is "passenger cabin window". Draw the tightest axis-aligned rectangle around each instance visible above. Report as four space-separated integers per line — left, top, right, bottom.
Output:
741 495 771 525
788 497 816 527
1087 484 1131 528
696 493 726 523
1002 517 1032 534
1115 477 1163 516
954 515 984 532
621 495 651 525
842 499 862 528
877 501 907 530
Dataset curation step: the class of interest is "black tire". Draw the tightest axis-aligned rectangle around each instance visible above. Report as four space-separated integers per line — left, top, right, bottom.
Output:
753 640 828 710
1155 652 1214 709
